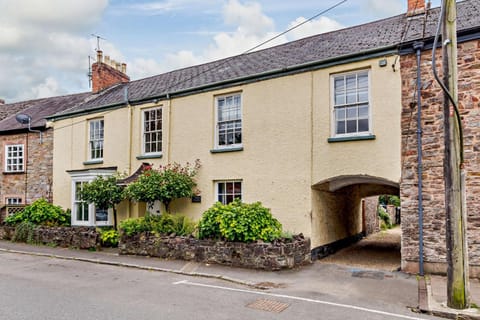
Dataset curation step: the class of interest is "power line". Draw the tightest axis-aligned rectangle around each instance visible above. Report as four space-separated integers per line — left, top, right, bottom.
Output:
162 0 348 93
54 1 349 132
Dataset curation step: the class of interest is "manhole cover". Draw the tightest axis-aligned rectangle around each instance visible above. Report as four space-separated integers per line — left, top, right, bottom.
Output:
246 299 290 313
351 270 385 280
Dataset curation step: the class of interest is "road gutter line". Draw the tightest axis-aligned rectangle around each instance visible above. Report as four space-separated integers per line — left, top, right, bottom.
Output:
175 280 426 320
0 248 266 289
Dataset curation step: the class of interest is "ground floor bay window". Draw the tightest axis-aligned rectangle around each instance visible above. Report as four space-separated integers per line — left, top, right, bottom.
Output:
68 168 117 226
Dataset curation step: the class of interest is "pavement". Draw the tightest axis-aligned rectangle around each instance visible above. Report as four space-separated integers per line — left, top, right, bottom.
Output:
1 240 480 319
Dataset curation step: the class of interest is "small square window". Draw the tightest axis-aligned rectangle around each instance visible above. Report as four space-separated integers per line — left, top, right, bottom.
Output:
216 181 242 204
4 144 24 172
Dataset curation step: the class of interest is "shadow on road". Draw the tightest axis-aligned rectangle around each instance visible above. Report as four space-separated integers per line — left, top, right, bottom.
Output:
317 226 401 272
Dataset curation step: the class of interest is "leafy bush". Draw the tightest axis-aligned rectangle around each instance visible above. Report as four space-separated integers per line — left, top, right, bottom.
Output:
99 229 119 247
378 205 392 230
378 195 400 207
5 198 70 227
119 213 196 237
124 161 200 212
12 221 37 243
198 200 282 242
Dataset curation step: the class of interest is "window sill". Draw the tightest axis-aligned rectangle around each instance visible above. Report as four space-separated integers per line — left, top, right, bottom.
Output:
83 159 104 165
3 171 25 175
210 147 244 153
136 153 163 160
328 135 376 143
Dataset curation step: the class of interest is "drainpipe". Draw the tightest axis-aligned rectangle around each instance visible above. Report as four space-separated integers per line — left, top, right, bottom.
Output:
414 41 425 276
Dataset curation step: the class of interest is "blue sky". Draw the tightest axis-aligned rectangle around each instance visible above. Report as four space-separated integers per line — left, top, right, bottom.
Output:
0 0 441 103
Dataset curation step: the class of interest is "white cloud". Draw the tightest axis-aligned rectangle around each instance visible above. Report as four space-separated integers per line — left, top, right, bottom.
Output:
286 16 344 41
0 0 108 102
128 58 166 80
154 0 344 74
115 0 222 16
363 0 403 17
223 0 274 37
30 77 61 98
151 0 281 72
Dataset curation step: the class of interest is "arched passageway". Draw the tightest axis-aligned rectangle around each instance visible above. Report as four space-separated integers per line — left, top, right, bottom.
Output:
310 175 400 261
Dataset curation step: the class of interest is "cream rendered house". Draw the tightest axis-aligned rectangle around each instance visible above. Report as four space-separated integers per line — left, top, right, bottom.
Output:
48 12 409 256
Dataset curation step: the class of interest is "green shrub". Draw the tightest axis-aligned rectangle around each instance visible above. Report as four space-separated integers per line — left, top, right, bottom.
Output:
119 217 149 236
378 195 400 207
378 206 392 230
5 198 70 227
198 200 282 242
197 203 223 239
12 221 37 243
99 229 119 247
119 213 196 237
167 214 196 236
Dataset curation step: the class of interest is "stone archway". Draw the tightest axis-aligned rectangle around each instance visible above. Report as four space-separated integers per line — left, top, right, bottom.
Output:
310 175 400 260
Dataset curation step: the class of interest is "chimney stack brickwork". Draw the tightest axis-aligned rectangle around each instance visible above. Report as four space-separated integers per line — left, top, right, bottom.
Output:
407 0 426 16
92 50 130 93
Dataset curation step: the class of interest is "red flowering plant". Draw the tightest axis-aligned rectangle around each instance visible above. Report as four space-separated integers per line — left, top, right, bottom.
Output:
124 160 200 213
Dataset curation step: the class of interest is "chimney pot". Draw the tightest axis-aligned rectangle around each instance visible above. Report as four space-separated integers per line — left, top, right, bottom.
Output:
96 50 103 63
121 63 127 74
407 0 426 16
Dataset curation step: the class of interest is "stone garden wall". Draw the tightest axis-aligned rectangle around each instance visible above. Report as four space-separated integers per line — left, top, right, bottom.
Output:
120 233 311 271
0 226 99 249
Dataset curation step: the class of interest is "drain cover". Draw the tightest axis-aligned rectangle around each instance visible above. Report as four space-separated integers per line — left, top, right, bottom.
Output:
351 270 385 280
246 299 290 313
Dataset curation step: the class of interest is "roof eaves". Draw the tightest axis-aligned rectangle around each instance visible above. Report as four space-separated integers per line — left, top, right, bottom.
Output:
399 27 480 55
47 101 127 121
129 44 399 105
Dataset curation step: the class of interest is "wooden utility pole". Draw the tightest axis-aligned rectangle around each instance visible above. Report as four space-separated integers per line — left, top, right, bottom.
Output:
442 0 469 309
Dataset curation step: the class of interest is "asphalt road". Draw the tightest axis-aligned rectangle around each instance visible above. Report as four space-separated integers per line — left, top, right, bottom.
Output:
0 251 440 320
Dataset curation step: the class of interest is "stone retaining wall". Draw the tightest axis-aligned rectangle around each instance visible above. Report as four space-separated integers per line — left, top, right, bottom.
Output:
0 226 99 249
119 233 311 271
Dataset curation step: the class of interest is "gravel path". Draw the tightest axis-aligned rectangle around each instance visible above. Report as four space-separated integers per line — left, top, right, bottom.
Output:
318 226 401 272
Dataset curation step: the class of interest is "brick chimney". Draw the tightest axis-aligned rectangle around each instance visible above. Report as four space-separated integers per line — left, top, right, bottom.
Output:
91 50 130 93
407 0 426 16
0 99 4 105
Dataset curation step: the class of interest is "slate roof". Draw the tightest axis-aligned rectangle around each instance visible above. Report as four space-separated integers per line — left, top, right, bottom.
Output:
0 92 91 132
40 0 480 119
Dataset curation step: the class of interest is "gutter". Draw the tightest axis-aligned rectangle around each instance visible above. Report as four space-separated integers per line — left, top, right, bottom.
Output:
399 29 480 55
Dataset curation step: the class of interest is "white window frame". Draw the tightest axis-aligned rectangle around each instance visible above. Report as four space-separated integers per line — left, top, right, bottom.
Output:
215 180 242 204
69 169 115 227
215 93 242 149
6 197 22 205
330 70 372 138
142 107 162 156
88 119 104 161
4 144 25 173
